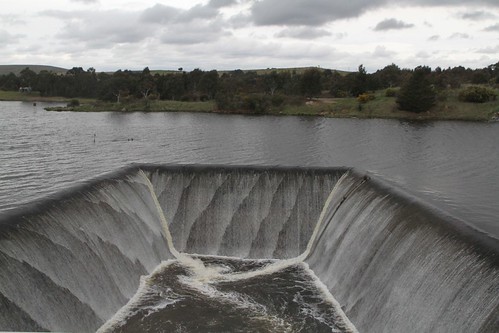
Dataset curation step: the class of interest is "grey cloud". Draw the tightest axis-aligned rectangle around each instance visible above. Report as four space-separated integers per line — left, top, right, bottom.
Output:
70 0 98 3
428 35 440 41
372 45 396 58
250 0 499 27
160 21 229 45
402 0 499 6
178 4 219 22
42 3 231 48
476 45 499 54
140 4 180 24
141 3 220 24
449 32 470 39
43 10 149 47
228 14 252 28
0 29 23 44
484 23 499 31
416 51 431 59
251 0 382 26
276 27 331 39
0 14 26 25
374 18 414 31
208 0 238 8
461 10 496 21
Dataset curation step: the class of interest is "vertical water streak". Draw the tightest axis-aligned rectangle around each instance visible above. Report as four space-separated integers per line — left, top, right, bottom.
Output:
298 171 351 261
139 169 220 282
139 170 180 259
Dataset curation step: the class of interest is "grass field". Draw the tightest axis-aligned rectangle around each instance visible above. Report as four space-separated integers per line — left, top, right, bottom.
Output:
275 89 499 121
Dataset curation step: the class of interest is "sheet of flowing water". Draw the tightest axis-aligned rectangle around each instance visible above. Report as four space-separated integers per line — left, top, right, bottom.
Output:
96 172 356 332
1 101 498 238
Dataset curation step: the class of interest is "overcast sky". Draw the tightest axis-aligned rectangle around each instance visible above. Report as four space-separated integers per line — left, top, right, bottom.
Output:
1 0 498 72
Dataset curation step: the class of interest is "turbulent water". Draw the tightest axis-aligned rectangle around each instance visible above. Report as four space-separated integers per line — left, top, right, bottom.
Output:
0 165 497 332
100 257 352 333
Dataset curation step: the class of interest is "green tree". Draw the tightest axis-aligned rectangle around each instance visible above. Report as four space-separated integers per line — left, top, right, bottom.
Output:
350 64 368 96
20 67 37 87
397 66 436 113
375 63 403 88
0 72 20 91
300 68 322 99
198 70 219 100
329 71 349 97
139 67 155 99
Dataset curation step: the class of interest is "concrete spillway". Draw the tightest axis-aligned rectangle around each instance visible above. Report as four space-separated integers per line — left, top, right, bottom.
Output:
0 165 497 332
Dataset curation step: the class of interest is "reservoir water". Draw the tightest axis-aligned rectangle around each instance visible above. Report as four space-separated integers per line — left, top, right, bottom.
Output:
1 101 497 237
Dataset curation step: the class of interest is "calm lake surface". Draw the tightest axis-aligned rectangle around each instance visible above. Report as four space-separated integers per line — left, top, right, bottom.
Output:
1 101 498 237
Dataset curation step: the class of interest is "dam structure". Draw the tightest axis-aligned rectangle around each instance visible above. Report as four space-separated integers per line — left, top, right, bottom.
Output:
0 164 497 332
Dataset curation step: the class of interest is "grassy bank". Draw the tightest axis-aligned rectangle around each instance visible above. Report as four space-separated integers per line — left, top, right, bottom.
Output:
45 99 215 113
272 89 499 122
5 88 497 121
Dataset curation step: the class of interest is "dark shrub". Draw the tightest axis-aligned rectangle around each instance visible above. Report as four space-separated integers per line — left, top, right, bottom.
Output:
458 86 497 103
242 94 272 114
67 99 80 107
385 88 398 97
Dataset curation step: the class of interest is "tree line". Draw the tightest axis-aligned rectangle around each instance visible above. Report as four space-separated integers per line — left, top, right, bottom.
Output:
1 62 498 113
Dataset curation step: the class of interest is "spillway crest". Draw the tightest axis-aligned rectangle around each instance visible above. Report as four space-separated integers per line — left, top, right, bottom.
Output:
0 164 497 332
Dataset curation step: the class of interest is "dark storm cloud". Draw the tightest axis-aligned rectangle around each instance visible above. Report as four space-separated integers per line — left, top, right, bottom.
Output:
374 18 414 31
276 27 331 39
250 0 499 26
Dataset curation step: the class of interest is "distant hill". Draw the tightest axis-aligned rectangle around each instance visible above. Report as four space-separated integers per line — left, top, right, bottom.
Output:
0 65 68 76
0 64 350 76
153 66 351 76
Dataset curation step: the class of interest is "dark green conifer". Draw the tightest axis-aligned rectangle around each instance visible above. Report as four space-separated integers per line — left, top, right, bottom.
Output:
397 66 436 113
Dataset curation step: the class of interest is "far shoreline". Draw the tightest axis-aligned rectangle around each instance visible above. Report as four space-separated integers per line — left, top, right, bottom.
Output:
1 90 498 122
